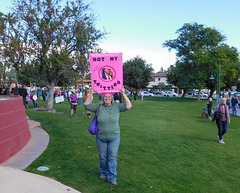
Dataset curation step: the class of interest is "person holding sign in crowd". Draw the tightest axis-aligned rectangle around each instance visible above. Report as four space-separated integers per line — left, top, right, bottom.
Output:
84 87 132 186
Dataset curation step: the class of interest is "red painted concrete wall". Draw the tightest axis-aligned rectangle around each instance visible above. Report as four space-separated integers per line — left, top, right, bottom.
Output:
0 96 31 164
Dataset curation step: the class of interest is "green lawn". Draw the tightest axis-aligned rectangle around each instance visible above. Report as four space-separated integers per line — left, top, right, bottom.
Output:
25 96 240 193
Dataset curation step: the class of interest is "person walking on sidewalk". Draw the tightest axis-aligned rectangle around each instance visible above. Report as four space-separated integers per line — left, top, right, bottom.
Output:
214 98 230 144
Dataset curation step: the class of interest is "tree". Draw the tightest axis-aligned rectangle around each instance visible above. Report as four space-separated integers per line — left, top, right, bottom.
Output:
74 52 90 91
166 65 178 86
0 60 8 84
123 56 153 90
157 82 167 90
157 67 166 73
163 22 240 100
1 0 105 109
167 62 191 97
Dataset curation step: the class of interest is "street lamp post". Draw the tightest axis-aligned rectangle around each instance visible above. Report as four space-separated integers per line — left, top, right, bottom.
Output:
209 65 221 104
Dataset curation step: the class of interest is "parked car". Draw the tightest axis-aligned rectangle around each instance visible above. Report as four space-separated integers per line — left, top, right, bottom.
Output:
160 90 166 95
200 93 208 98
186 90 196 96
202 91 208 95
233 92 240 97
192 92 208 98
141 91 154 96
163 91 179 97
152 89 162 95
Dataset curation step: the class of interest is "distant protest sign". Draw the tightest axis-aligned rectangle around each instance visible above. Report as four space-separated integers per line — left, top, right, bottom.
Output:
55 95 64 103
89 53 123 93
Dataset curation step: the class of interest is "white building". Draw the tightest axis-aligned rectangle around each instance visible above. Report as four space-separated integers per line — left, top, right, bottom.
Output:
148 73 168 88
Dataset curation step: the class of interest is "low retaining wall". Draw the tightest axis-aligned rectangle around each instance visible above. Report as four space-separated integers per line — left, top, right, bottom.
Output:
0 96 31 164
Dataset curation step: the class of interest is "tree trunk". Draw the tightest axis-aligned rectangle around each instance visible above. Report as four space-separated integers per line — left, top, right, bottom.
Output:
47 85 55 109
209 89 214 98
181 89 186 97
3 67 7 84
74 73 78 89
81 75 84 91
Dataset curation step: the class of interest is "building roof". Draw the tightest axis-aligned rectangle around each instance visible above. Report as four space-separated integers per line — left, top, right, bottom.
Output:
151 73 167 77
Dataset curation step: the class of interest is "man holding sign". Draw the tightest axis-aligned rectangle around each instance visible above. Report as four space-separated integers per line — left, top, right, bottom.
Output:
84 53 132 186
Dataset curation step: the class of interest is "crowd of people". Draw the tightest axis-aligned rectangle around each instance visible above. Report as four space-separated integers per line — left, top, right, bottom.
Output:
0 81 40 108
0 80 86 110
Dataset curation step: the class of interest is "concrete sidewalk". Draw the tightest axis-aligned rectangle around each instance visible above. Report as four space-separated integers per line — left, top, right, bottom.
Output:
0 119 81 193
0 166 81 193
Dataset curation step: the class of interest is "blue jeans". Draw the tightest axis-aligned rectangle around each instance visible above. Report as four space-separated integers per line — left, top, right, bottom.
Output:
232 105 237 116
78 98 81 105
96 136 120 182
217 121 228 140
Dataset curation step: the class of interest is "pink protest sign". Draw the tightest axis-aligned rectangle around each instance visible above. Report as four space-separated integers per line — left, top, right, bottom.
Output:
90 53 123 93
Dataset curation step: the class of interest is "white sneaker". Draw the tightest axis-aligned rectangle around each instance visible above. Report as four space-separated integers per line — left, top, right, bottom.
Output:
110 181 118 186
219 139 225 144
99 176 106 181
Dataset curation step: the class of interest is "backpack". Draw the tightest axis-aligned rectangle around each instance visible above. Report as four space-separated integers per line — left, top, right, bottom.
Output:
212 111 222 122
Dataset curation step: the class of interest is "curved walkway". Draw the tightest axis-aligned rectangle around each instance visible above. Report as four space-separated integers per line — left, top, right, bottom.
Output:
0 119 81 193
1 120 49 169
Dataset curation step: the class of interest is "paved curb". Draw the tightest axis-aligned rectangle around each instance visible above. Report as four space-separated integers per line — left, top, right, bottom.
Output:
0 119 82 193
1 120 49 170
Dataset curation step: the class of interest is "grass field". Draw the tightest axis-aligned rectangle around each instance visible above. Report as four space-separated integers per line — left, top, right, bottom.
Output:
25 96 240 193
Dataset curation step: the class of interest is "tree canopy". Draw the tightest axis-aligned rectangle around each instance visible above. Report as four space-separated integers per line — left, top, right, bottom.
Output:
123 56 153 90
163 22 240 99
0 0 105 108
